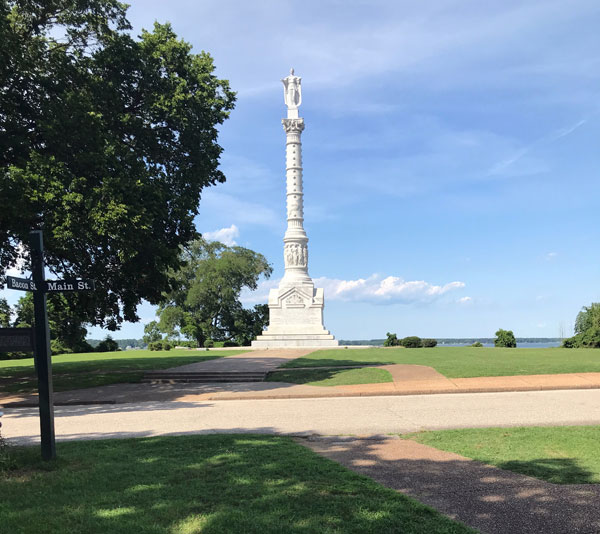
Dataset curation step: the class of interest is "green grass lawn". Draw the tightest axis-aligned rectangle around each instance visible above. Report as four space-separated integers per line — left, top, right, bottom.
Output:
267 367 393 387
405 425 600 484
0 434 475 534
0 349 246 394
283 347 600 378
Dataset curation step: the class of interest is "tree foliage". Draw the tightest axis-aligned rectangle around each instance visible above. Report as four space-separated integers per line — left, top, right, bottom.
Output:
564 303 600 348
0 297 10 327
383 332 399 347
494 329 516 348
14 292 92 354
142 320 162 345
0 1 235 329
157 239 272 346
399 336 423 348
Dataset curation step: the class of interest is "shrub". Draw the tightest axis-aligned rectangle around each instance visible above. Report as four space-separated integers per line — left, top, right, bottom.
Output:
50 339 71 355
148 341 162 351
581 327 600 348
162 342 172 351
96 336 120 352
494 329 516 348
204 339 214 348
223 340 239 347
471 341 484 347
562 336 581 348
399 336 422 348
422 338 437 348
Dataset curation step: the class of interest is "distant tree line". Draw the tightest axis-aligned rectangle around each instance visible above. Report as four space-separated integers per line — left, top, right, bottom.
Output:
383 333 437 348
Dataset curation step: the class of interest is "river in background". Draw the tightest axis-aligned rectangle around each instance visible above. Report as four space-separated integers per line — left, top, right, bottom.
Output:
439 342 561 348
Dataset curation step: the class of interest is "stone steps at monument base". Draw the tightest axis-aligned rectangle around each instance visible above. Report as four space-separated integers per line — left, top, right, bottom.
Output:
252 334 339 348
141 371 267 383
254 334 335 340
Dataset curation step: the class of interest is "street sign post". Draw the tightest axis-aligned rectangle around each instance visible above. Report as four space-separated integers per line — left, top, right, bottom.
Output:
3 230 95 460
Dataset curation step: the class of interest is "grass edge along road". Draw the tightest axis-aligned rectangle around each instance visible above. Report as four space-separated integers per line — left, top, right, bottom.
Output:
405 425 600 485
283 347 600 378
0 434 475 534
0 349 246 394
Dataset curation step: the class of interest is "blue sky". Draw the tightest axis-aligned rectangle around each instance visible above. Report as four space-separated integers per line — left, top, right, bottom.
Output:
5 0 600 340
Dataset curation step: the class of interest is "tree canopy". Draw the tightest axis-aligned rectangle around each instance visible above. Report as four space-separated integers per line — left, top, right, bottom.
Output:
494 329 516 348
563 303 600 348
157 239 271 346
0 0 235 329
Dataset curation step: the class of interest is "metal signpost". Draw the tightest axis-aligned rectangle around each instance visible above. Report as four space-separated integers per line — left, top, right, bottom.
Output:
3 230 94 460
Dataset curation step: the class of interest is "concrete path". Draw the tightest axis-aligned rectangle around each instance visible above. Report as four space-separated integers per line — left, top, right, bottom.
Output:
149 348 314 373
303 436 600 534
4 389 600 445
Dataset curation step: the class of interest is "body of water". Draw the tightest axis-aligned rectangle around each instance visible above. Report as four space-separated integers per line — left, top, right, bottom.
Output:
439 342 561 348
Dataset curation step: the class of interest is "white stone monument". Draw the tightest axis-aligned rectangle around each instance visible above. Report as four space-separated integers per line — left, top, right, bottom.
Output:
252 69 338 348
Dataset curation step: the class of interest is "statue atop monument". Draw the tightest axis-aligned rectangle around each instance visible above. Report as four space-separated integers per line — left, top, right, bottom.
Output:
282 68 302 110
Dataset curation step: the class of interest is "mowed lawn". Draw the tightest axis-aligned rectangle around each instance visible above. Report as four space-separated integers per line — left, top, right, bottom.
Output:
0 434 475 534
0 349 246 394
405 425 600 485
284 347 600 378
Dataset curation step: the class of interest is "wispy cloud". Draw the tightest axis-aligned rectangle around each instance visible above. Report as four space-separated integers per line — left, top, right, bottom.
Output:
488 116 590 176
242 274 465 305
545 252 558 261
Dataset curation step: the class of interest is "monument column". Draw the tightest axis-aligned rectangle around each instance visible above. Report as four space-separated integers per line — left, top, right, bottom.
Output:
252 69 338 348
281 114 311 287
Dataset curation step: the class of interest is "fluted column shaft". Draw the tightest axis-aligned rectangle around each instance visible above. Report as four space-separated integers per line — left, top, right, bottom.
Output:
281 117 311 286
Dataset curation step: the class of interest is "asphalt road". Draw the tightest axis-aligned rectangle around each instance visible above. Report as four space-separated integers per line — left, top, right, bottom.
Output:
4 389 600 445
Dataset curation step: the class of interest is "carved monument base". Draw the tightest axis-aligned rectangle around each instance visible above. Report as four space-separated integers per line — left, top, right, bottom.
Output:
251 283 339 348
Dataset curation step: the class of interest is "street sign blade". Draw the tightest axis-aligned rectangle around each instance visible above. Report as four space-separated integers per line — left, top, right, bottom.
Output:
6 276 36 291
45 279 95 292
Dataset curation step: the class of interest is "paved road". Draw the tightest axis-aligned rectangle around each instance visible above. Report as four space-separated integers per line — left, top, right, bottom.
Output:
4 389 600 445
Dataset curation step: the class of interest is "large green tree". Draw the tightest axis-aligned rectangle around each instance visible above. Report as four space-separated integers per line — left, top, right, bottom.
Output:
0 1 235 329
14 292 91 354
157 239 272 346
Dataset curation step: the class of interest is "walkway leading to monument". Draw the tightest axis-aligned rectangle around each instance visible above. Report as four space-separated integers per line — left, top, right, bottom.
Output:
303 436 600 534
142 349 314 383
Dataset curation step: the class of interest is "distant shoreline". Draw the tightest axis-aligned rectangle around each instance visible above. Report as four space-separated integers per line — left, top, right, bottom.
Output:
339 338 562 347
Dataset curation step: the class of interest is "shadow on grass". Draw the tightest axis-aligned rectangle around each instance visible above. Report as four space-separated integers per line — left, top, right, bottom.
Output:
267 368 352 384
303 437 600 534
498 458 596 485
0 434 475 534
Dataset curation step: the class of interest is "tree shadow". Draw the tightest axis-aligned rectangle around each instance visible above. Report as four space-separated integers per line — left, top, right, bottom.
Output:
498 458 597 485
300 436 600 534
0 433 476 534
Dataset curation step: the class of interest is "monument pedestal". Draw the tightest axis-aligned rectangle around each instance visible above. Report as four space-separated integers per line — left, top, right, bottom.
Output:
252 284 338 348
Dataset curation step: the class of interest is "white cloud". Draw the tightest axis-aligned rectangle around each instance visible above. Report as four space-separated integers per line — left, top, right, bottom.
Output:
203 224 240 246
242 274 465 305
545 252 558 260
458 296 473 304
